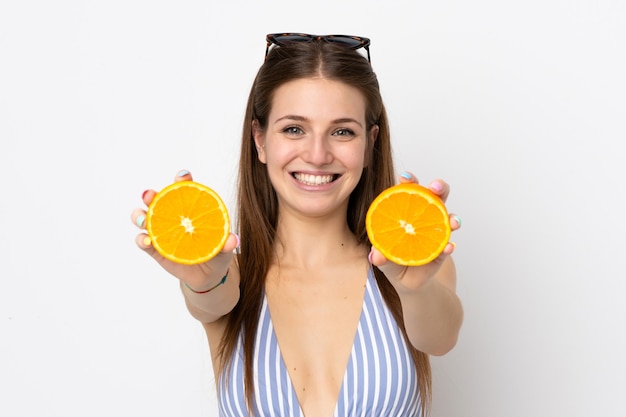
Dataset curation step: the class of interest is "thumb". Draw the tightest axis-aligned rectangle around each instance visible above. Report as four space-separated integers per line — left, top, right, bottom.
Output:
206 233 240 272
369 246 407 280
221 233 240 254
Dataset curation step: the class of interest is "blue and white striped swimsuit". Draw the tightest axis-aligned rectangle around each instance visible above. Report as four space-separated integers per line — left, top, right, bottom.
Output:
218 268 420 416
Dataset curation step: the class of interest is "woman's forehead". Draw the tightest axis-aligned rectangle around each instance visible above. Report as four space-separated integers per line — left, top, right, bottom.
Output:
269 78 367 124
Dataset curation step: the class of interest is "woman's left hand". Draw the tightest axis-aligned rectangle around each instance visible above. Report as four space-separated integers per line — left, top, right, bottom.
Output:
368 172 462 293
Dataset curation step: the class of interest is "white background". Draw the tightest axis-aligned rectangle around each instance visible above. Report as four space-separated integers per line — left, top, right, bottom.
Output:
1 1 625 416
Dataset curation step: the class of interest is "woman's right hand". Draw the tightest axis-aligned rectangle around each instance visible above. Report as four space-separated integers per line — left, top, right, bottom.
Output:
130 170 240 292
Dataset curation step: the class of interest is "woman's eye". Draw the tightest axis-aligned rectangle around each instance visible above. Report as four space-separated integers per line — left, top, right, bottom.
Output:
283 126 303 135
333 128 355 137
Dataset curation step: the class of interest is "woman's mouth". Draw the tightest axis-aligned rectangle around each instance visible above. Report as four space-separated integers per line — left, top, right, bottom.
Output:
293 173 339 186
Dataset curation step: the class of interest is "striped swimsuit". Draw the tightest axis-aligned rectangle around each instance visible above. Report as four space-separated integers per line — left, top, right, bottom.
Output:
218 268 420 416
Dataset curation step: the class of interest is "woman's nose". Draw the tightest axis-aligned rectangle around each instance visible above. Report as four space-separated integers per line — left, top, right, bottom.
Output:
302 136 333 165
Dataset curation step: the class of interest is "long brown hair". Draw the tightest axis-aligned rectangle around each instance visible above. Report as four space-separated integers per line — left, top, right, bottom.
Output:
218 40 431 416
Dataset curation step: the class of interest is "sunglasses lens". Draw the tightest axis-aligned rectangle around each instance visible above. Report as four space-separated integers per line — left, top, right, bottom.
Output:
325 36 365 49
273 34 313 45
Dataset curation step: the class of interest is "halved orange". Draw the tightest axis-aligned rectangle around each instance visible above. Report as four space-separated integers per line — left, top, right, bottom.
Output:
146 181 230 265
366 183 451 266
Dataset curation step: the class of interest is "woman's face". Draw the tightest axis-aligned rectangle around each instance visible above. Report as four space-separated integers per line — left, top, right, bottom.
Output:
254 77 377 220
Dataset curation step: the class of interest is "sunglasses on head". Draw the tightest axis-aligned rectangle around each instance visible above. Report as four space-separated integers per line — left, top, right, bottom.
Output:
265 33 371 63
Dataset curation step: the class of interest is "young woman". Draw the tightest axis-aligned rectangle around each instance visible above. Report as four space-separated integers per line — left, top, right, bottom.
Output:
132 34 463 417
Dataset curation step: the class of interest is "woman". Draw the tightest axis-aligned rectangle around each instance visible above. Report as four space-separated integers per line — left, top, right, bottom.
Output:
132 34 463 417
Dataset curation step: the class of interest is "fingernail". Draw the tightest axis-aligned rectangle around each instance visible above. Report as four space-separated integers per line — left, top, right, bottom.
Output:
143 236 152 246
450 241 457 250
430 181 443 193
400 172 412 180
452 215 462 227
141 190 149 200
368 248 374 264
136 214 146 228
177 169 190 177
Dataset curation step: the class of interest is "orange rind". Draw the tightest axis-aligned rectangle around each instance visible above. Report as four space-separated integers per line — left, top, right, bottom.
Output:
366 183 451 266
146 181 230 265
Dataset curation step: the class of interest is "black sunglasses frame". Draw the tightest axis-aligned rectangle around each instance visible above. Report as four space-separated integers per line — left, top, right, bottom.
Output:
265 33 371 63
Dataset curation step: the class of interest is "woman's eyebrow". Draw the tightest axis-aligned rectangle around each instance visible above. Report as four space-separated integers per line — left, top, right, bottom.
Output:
274 115 308 123
332 117 363 128
274 115 363 128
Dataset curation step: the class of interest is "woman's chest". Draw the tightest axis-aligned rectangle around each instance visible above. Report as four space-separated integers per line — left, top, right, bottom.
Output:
265 274 367 416
217 268 421 417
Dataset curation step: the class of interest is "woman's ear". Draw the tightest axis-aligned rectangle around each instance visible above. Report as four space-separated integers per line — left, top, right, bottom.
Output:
369 124 379 145
365 124 379 166
252 120 266 164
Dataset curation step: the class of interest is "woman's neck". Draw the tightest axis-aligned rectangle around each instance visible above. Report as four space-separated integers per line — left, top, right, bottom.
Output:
273 212 367 269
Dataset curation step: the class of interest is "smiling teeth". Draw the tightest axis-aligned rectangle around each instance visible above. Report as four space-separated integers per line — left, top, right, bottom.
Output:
294 173 334 185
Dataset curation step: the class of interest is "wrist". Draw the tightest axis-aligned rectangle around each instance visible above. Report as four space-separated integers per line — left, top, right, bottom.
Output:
184 270 229 294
